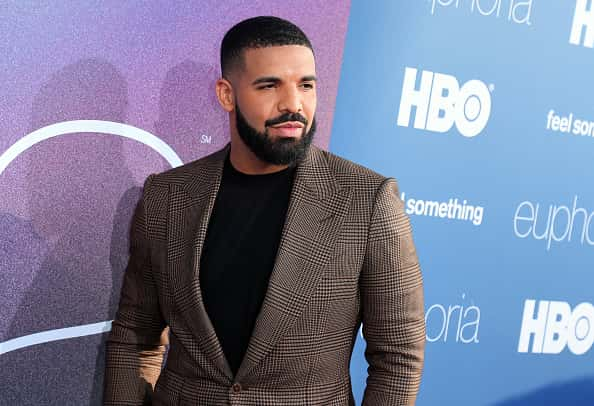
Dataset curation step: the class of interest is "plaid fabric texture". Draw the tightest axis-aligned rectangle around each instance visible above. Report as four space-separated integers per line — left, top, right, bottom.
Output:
104 144 425 405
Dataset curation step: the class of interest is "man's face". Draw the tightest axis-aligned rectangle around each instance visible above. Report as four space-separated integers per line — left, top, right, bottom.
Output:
230 45 317 165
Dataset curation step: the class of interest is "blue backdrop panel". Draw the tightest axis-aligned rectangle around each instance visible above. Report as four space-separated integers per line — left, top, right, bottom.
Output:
334 2 594 405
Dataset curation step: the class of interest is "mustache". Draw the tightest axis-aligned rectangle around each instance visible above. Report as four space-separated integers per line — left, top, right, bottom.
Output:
265 112 308 127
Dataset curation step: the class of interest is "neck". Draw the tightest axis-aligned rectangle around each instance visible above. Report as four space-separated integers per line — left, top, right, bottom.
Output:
228 132 290 175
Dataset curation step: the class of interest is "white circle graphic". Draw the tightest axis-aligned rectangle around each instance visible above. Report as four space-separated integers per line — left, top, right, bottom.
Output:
0 119 183 355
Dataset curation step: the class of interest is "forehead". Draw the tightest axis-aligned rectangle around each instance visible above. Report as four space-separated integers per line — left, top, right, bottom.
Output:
240 45 316 79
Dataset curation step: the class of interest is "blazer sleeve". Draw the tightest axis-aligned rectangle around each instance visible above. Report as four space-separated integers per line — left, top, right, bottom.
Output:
360 178 426 406
103 174 168 405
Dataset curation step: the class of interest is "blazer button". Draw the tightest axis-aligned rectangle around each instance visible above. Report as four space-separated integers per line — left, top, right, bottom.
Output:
232 383 242 393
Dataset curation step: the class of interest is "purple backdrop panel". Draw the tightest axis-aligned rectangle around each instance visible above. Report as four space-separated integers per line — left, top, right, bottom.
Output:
0 2 350 404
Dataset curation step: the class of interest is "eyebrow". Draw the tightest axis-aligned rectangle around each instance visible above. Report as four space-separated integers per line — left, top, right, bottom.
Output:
251 75 318 85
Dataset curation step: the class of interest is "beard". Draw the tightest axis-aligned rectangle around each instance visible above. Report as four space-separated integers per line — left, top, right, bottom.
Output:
234 103 316 166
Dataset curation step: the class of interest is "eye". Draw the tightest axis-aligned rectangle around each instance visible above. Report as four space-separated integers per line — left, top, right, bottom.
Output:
257 83 276 90
300 82 315 90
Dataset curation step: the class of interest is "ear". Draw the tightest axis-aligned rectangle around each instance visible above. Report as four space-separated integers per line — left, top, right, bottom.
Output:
216 78 234 112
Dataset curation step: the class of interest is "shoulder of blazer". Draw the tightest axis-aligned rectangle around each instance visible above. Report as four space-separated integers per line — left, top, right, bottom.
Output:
319 147 389 196
138 145 228 221
149 145 228 189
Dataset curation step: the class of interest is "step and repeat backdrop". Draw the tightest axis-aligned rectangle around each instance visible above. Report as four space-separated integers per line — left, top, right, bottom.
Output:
1 1 592 405
332 1 594 405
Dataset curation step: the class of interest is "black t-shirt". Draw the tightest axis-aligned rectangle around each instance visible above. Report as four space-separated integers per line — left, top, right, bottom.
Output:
199 153 296 376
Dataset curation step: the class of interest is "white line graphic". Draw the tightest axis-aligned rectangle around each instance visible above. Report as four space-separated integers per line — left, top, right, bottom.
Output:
0 119 183 175
0 120 183 355
0 321 113 355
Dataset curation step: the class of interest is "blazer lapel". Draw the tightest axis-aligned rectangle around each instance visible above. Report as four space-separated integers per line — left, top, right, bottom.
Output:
167 144 233 381
235 145 352 381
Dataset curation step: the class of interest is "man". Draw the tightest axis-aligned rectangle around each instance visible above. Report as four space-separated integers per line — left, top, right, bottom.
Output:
104 16 425 406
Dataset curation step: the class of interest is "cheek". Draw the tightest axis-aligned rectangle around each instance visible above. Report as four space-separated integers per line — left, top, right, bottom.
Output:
238 107 268 130
304 97 317 122
304 90 317 112
241 96 277 124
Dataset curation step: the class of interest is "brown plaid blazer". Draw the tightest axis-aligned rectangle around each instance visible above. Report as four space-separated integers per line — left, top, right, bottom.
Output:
104 144 425 405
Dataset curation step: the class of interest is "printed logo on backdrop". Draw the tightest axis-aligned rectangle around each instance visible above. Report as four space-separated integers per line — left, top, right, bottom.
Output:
570 0 594 48
546 110 594 139
358 293 481 344
426 294 481 344
0 120 182 356
397 67 493 138
518 299 594 355
400 191 484 226
429 0 534 25
513 196 594 250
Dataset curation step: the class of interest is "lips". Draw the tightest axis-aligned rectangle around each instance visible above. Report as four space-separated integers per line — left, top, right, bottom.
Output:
271 121 304 129
269 121 304 137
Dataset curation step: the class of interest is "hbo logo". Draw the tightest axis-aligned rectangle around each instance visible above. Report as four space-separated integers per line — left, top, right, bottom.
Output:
570 0 594 48
397 67 492 138
518 299 594 355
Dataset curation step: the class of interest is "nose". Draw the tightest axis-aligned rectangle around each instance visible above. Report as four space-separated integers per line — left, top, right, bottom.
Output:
277 86 302 113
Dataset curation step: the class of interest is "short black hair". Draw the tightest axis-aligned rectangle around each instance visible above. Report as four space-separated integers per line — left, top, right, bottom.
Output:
220 16 313 77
